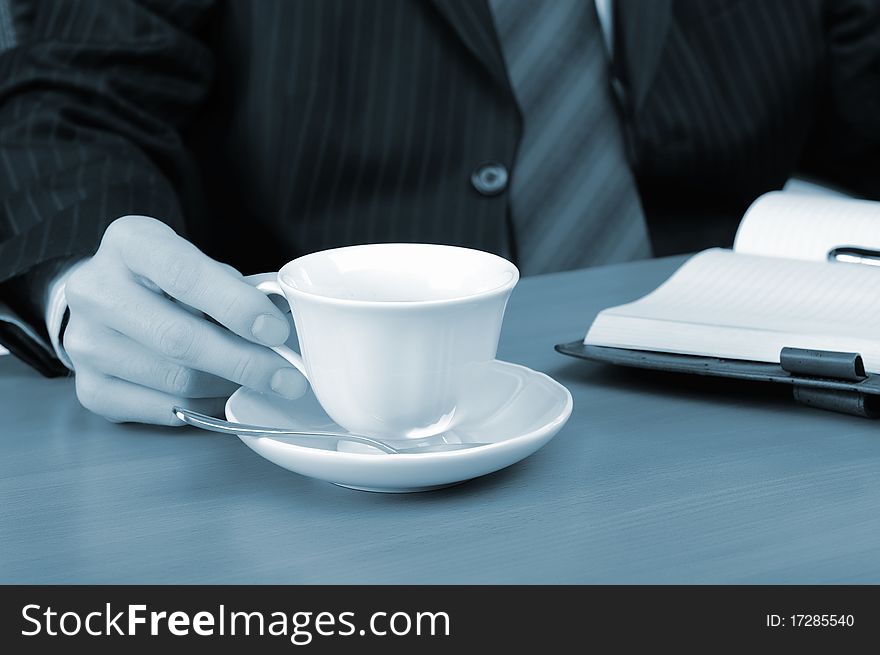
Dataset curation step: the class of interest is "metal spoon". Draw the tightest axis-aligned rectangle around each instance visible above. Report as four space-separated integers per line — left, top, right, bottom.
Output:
172 406 488 454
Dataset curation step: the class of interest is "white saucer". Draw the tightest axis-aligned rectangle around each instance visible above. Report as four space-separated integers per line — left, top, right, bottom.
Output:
225 360 573 493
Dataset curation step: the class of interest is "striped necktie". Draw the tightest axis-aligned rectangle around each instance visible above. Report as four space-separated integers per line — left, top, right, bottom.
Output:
488 0 652 274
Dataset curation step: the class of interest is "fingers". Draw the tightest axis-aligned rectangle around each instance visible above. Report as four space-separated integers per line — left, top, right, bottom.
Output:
64 318 239 398
102 216 290 346
73 367 228 426
64 215 308 426
69 278 307 399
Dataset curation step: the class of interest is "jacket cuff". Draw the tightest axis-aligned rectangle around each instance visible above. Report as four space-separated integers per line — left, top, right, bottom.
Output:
0 300 68 377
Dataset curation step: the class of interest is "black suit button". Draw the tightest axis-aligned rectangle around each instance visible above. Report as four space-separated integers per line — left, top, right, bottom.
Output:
471 162 508 196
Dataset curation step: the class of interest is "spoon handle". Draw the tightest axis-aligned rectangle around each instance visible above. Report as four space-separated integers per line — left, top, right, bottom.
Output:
173 406 489 454
173 406 400 453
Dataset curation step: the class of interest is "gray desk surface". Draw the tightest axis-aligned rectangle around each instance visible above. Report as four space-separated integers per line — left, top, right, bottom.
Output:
2 255 879 584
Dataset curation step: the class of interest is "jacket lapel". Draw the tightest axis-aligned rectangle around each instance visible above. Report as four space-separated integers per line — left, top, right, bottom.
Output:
428 0 672 112
615 0 673 112
428 0 510 89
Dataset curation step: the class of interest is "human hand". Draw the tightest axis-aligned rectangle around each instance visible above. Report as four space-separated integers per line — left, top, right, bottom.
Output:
63 215 306 425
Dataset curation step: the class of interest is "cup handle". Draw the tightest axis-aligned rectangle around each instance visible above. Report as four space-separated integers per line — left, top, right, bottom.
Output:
244 273 308 380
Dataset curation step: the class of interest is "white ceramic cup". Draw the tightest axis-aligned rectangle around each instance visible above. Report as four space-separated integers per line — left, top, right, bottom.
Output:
245 243 519 439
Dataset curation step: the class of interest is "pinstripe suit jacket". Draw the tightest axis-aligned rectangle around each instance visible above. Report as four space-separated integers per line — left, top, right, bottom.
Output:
0 0 879 372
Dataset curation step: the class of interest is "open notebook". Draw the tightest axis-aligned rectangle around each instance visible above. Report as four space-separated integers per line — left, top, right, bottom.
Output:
581 192 880 373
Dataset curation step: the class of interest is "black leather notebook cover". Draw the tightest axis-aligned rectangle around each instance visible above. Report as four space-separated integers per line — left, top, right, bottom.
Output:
555 342 880 418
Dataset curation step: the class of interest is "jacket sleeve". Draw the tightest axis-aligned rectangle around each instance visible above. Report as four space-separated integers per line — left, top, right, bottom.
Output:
0 0 216 372
801 0 880 198
826 0 880 145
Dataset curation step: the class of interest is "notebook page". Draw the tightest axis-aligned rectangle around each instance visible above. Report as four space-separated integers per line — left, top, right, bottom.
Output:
584 249 880 371
733 192 880 262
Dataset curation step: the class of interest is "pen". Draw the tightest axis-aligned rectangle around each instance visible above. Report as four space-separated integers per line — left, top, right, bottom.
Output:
827 247 880 267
